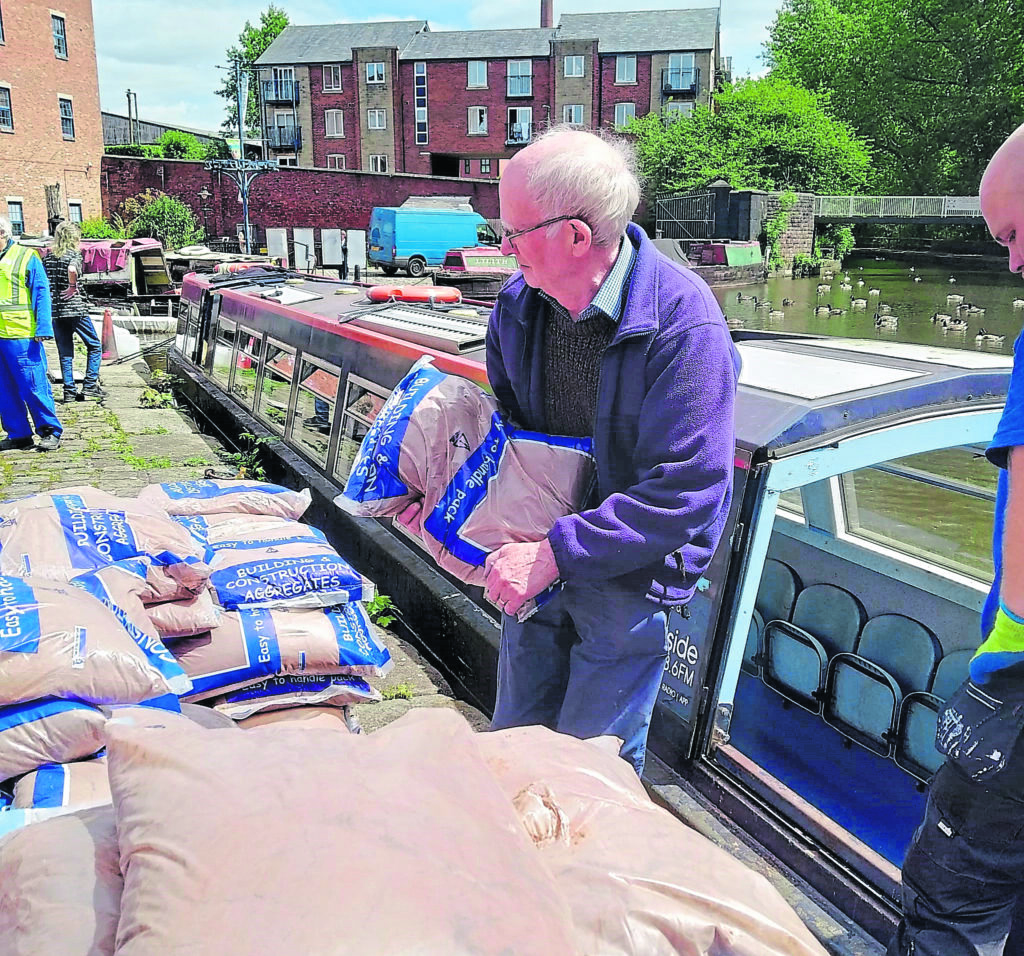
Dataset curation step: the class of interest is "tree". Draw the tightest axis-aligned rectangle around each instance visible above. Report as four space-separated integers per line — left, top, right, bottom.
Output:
158 130 206 160
216 5 289 135
766 0 1024 194
628 76 872 199
126 193 204 250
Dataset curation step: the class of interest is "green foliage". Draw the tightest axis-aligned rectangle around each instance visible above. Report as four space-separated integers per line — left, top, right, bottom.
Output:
381 683 414 701
766 0 1024 194
629 76 872 200
105 144 146 157
217 5 290 135
139 388 174 409
158 130 205 160
816 224 856 260
203 138 232 160
764 191 798 268
127 194 204 251
365 594 398 628
220 431 277 481
80 216 128 240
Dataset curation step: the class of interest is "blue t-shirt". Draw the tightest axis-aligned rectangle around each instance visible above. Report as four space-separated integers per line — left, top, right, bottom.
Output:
982 328 1024 636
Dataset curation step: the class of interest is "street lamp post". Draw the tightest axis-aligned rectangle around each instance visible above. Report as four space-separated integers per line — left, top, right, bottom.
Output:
198 186 212 241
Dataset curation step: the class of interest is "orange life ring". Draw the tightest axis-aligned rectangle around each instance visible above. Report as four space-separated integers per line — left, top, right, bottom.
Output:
366 285 462 304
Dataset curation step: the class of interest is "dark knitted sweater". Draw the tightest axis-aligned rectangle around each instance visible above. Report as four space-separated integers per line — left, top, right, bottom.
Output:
542 303 617 438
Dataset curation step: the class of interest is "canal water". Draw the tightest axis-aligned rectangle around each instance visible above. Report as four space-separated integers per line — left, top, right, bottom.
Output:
713 255 1024 354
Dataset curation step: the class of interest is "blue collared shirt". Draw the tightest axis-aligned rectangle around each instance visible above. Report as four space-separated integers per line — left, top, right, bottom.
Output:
1 239 53 337
540 233 638 324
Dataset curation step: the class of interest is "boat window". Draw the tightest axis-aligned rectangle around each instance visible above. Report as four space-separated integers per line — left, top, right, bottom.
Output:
256 339 296 435
838 445 996 582
210 317 237 392
335 374 390 481
181 299 202 366
288 355 341 469
777 488 805 521
230 326 263 411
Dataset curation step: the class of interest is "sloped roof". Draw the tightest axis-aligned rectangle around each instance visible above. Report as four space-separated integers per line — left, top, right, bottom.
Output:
401 28 555 60
256 21 428 65
557 8 718 53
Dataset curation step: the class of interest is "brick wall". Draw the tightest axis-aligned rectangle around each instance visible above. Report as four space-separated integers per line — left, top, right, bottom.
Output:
0 0 103 234
100 156 500 241
764 192 815 270
598 54 652 129
308 62 359 170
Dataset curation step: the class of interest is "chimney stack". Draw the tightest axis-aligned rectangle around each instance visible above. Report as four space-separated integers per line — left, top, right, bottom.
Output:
541 0 553 28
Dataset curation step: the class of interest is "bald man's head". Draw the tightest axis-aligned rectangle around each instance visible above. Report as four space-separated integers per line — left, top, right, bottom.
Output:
980 122 1024 276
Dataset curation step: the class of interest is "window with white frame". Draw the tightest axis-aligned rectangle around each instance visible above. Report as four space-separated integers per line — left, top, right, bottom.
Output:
507 60 532 97
68 202 83 223
366 62 385 84
464 159 471 174
414 62 427 145
480 158 491 174
58 98 75 139
615 54 636 83
467 106 487 135
325 109 344 137
277 156 297 167
613 102 636 128
467 61 487 88
327 154 346 170
0 88 11 130
51 15 67 58
564 55 584 77
563 104 583 124
369 154 388 173
665 100 694 119
7 201 23 235
367 109 387 130
322 64 342 91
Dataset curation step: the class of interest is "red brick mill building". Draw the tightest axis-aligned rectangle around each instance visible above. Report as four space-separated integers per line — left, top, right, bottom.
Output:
256 5 727 179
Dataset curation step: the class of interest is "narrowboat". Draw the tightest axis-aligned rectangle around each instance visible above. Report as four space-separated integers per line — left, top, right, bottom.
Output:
171 266 1013 953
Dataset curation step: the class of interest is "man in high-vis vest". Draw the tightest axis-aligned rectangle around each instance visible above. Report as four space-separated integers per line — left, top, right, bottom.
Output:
0 215 62 452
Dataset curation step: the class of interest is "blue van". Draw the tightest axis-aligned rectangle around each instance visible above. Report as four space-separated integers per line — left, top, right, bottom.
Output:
367 207 499 277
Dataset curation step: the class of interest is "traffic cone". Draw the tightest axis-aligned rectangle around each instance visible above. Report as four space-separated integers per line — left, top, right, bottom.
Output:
100 309 119 362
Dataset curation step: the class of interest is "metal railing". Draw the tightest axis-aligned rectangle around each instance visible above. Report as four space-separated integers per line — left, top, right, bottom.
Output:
262 79 299 104
266 126 301 150
662 68 699 94
814 195 983 220
655 190 714 240
506 122 532 145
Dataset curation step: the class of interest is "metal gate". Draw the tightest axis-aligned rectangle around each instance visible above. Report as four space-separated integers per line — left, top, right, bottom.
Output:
656 191 714 240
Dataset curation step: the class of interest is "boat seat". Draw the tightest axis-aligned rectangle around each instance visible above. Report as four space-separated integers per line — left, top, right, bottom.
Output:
755 559 801 623
741 609 765 676
824 615 940 758
762 584 864 713
894 649 971 783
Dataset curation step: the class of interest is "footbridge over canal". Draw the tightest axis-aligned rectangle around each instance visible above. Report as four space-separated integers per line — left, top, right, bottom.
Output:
814 195 983 225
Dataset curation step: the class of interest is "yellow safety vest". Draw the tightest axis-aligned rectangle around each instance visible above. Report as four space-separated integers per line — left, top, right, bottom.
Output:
0 244 37 338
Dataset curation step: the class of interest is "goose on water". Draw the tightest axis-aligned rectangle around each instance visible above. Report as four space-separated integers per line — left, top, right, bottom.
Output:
949 277 957 284
976 328 1005 345
782 298 794 306
736 292 757 302
851 298 868 308
947 293 965 304
1013 299 1024 309
768 310 785 319
878 303 892 314
913 276 922 282
942 317 968 333
961 303 985 315
931 312 951 323
875 313 899 330
857 279 865 287
814 305 831 315
755 299 772 310
829 307 846 315
840 283 853 292
817 284 830 295
868 288 881 295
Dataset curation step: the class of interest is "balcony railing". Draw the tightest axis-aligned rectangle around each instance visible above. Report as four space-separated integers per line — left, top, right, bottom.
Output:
662 67 699 94
506 122 532 145
262 79 299 104
266 126 302 150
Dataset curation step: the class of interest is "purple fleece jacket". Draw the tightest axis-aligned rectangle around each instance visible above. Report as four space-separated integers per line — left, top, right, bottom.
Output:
486 222 740 605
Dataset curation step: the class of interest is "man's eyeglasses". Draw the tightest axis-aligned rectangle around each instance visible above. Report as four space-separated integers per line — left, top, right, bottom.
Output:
499 214 585 246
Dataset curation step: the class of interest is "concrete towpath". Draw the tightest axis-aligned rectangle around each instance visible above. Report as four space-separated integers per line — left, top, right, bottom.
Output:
0 345 486 731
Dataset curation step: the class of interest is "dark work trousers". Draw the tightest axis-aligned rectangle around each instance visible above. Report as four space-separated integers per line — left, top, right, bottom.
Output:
490 576 669 775
888 761 1024 956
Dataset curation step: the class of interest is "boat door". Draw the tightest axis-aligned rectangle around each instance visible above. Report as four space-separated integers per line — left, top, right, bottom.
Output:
650 450 751 762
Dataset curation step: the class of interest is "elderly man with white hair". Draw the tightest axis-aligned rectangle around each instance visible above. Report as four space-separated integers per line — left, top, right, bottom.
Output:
0 215 62 451
478 126 739 773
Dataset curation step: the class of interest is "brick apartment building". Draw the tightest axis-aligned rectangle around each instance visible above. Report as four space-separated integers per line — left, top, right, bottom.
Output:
0 0 103 235
256 6 723 179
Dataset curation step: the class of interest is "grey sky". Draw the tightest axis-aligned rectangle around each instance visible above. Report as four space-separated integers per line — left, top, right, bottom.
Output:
94 0 779 132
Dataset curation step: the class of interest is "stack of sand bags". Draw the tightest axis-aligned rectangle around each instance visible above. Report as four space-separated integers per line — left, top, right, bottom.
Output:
0 570 194 816
0 709 828 955
135 480 389 727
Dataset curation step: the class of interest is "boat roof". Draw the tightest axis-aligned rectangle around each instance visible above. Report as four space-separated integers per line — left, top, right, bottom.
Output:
187 272 1014 459
733 331 1011 457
